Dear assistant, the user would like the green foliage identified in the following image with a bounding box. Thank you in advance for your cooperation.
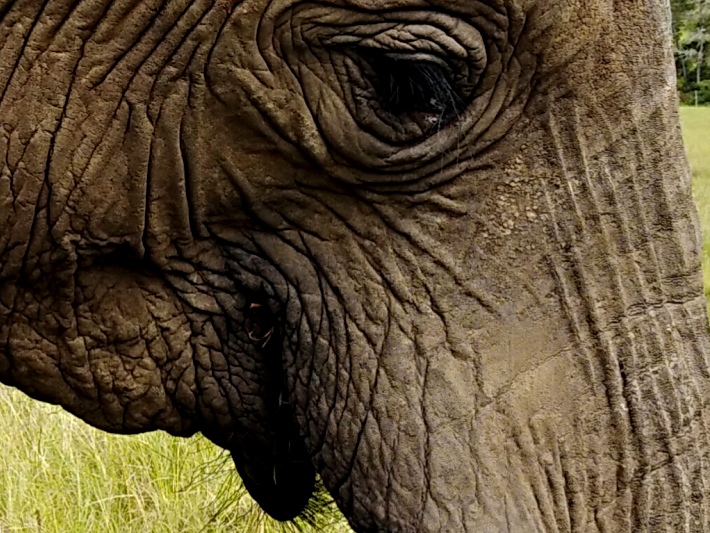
[674,0,710,104]
[699,79,710,103]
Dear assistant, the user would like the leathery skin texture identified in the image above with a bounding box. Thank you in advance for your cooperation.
[1,0,710,531]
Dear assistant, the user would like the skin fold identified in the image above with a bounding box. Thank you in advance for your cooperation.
[1,0,709,531]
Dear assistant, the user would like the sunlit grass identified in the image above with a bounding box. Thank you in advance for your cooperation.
[681,106,710,302]
[0,386,350,532]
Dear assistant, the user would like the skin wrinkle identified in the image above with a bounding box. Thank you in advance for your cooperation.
[583,131,689,500]
[285,264,364,485]
[51,0,221,239]
[572,93,700,484]
[540,136,638,528]
[548,81,708,528]
[0,0,51,107]
[370,201,500,316]
[2,0,710,531]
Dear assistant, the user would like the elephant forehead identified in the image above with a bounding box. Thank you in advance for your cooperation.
[0,0,666,275]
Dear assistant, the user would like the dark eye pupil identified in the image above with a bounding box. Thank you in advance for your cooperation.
[368,53,463,122]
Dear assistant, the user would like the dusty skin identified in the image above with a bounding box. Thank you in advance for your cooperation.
[1,1,709,531]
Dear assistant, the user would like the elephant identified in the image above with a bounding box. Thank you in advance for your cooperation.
[1,0,709,531]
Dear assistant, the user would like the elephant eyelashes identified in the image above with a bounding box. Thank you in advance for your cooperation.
[364,52,465,134]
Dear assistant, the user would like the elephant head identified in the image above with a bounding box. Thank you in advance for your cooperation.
[1,0,709,531]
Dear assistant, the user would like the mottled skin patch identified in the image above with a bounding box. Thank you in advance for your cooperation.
[1,1,709,532]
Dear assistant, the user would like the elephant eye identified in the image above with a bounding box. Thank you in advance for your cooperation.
[342,47,476,143]
[271,12,491,175]
[366,52,464,131]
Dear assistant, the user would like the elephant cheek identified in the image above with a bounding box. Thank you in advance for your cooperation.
[2,262,197,435]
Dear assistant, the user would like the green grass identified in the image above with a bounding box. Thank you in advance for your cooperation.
[681,107,710,300]
[0,386,350,532]
[0,108,708,533]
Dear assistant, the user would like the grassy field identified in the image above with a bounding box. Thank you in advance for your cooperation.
[0,107,708,533]
[681,107,710,300]
[0,388,350,533]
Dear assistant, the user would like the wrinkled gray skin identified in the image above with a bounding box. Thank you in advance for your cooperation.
[1,0,710,531]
